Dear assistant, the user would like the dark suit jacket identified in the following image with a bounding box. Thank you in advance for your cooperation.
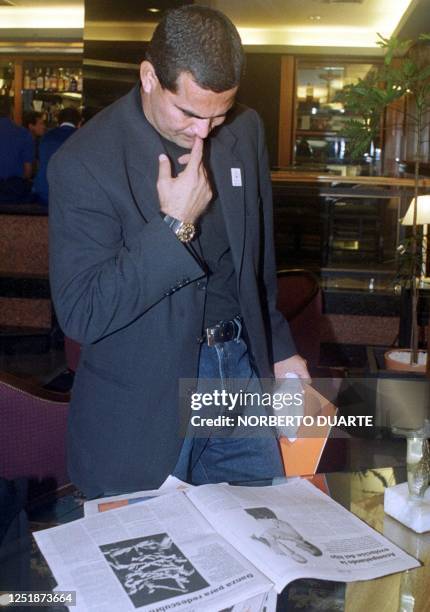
[48,84,296,497]
[33,124,76,204]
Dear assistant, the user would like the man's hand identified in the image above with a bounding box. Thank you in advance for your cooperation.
[274,354,310,380]
[157,137,212,223]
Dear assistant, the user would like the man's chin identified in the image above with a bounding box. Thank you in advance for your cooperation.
[176,135,194,148]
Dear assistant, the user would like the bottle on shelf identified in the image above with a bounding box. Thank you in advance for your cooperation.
[50,69,58,92]
[58,68,65,92]
[1,65,13,96]
[63,68,70,91]
[44,67,51,91]
[23,68,31,90]
[70,72,78,93]
[29,68,37,90]
[77,68,83,93]
[0,73,7,96]
[36,68,44,90]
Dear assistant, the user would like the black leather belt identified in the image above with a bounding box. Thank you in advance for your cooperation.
[205,316,243,347]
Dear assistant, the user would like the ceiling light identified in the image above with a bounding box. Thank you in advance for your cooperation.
[147,8,160,13]
[0,6,84,28]
[309,15,322,21]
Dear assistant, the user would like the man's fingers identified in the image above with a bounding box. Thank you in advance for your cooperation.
[158,154,172,181]
[186,137,204,172]
[177,153,191,165]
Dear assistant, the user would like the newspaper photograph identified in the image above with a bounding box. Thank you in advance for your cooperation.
[34,491,271,612]
[186,479,420,592]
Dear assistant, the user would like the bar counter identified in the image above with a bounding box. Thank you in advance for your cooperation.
[1,173,423,366]
[271,170,430,188]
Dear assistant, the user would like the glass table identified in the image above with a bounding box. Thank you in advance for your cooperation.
[1,468,429,611]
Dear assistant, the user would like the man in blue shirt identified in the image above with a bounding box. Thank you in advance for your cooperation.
[23,110,46,175]
[0,97,34,202]
[33,107,81,205]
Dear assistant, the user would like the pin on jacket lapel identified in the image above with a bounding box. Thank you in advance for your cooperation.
[209,126,246,283]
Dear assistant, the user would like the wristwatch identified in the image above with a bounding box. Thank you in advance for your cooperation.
[162,214,196,243]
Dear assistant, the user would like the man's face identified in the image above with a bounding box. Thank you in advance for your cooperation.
[140,63,237,148]
[30,117,46,138]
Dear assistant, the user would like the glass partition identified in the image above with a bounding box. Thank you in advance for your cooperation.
[294,60,380,170]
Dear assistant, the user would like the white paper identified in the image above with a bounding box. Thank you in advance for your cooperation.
[84,476,192,516]
[35,478,420,611]
[35,491,271,612]
[186,479,420,592]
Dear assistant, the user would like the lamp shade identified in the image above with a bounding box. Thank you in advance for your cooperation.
[402,195,430,226]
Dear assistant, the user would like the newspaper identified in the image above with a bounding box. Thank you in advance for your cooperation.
[83,476,193,516]
[186,479,420,592]
[34,479,420,611]
[35,491,272,612]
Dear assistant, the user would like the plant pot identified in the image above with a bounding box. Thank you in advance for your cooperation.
[384,349,427,374]
[366,347,430,432]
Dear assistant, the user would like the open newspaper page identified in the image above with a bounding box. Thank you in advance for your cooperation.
[83,476,192,516]
[34,491,272,612]
[186,479,420,592]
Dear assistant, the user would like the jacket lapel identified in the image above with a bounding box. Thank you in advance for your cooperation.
[121,85,166,221]
[209,125,246,281]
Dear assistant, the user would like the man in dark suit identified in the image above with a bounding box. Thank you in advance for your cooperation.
[49,5,309,499]
[33,107,81,205]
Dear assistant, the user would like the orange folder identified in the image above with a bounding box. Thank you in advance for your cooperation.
[279,384,337,477]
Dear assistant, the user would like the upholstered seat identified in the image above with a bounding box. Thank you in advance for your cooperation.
[277,268,322,371]
[0,372,69,498]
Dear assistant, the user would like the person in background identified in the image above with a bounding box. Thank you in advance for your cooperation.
[23,110,46,175]
[33,107,81,205]
[0,97,34,202]
[23,110,46,140]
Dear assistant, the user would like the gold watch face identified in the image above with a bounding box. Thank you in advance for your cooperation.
[177,223,196,243]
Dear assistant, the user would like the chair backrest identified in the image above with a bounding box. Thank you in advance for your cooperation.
[0,372,69,497]
[277,269,322,370]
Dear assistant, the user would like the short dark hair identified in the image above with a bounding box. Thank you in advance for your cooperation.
[0,96,11,117]
[23,110,43,128]
[58,106,81,127]
[146,5,245,93]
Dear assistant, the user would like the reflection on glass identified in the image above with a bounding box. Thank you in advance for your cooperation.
[294,61,379,169]
[407,435,430,500]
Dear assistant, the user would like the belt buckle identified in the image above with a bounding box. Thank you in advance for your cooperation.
[206,327,217,347]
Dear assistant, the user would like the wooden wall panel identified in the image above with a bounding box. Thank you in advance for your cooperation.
[278,55,296,168]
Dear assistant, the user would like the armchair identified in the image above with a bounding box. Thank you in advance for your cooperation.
[0,372,69,498]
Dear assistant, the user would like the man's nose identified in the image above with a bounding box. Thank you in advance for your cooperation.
[192,118,211,139]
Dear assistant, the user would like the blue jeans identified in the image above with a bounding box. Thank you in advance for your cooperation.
[173,338,285,485]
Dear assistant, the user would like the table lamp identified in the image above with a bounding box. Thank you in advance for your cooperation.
[401,195,430,285]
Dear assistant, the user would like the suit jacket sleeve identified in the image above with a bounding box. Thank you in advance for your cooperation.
[48,153,205,344]
[256,114,297,362]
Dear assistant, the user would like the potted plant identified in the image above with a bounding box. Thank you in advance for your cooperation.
[338,33,430,375]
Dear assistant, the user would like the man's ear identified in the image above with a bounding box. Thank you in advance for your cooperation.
[140,61,158,93]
